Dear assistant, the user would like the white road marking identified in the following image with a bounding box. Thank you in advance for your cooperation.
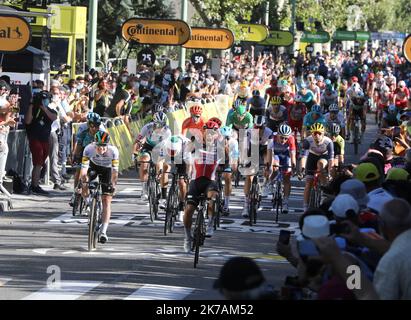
[0,278,12,287]
[46,213,140,226]
[22,281,102,300]
[32,248,54,255]
[125,284,194,300]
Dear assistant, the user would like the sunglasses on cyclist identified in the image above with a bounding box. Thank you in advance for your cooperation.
[279,136,289,141]
[312,131,323,136]
[88,122,97,128]
[96,143,108,147]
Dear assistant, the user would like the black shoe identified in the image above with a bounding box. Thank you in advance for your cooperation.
[31,186,49,195]
[54,183,67,191]
[62,174,72,181]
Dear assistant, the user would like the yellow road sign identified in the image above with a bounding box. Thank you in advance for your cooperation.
[404,35,411,63]
[0,14,31,53]
[239,24,269,42]
[122,18,191,46]
[260,30,294,47]
[183,27,234,50]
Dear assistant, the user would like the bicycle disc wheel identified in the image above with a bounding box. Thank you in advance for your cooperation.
[88,197,98,251]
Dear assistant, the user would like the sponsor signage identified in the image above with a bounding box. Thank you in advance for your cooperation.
[301,31,330,43]
[259,30,294,47]
[0,14,31,53]
[183,27,234,50]
[238,24,269,42]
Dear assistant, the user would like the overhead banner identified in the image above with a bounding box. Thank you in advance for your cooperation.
[301,31,330,44]
[371,32,406,41]
[121,18,191,46]
[238,24,269,42]
[259,30,293,47]
[403,34,411,63]
[183,27,234,49]
[355,31,370,41]
[0,14,31,53]
[333,30,356,41]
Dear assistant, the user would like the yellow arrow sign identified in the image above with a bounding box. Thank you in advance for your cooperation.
[183,27,234,50]
[121,18,191,46]
[239,24,269,42]
[0,14,31,53]
[404,34,411,63]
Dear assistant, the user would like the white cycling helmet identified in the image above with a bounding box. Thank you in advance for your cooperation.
[329,103,339,113]
[153,111,169,126]
[278,123,292,136]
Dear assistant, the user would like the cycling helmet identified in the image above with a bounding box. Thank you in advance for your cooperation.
[398,80,406,88]
[278,123,292,136]
[388,104,397,114]
[377,71,384,76]
[94,130,110,145]
[165,135,182,157]
[373,135,394,151]
[368,72,375,80]
[351,76,359,83]
[153,103,164,113]
[233,99,242,109]
[254,115,266,127]
[208,117,222,128]
[363,65,368,71]
[312,104,322,113]
[252,89,260,96]
[329,104,339,113]
[153,111,169,126]
[86,112,101,125]
[329,123,341,135]
[270,96,282,106]
[204,120,219,130]
[236,104,247,116]
[310,122,325,133]
[190,104,203,116]
[316,75,324,82]
[382,85,390,93]
[351,82,361,91]
[220,126,232,137]
[325,79,332,86]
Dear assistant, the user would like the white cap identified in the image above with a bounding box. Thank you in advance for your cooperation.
[330,194,359,218]
[302,215,330,238]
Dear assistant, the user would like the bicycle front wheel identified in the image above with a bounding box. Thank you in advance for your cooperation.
[193,210,204,268]
[164,179,177,235]
[275,181,283,223]
[88,197,98,251]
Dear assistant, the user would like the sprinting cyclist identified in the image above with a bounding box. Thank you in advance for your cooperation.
[320,80,338,113]
[266,97,287,132]
[80,131,119,244]
[328,123,345,169]
[347,89,367,143]
[381,104,400,128]
[288,95,307,141]
[324,103,346,139]
[302,104,326,138]
[300,123,334,212]
[376,85,393,127]
[183,120,222,253]
[181,104,205,139]
[70,112,105,207]
[266,124,296,213]
[247,90,266,117]
[219,125,239,216]
[226,104,253,139]
[298,83,316,111]
[163,135,192,222]
[133,112,172,205]
[393,81,410,110]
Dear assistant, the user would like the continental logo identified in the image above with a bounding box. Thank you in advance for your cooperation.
[183,27,234,50]
[0,15,31,53]
[121,19,190,46]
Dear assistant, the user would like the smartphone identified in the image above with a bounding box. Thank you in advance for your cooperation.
[279,230,291,245]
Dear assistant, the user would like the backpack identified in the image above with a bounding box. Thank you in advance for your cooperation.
[7,169,27,194]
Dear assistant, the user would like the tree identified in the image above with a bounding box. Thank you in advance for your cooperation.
[189,0,264,40]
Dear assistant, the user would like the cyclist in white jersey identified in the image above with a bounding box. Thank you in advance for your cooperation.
[80,131,119,244]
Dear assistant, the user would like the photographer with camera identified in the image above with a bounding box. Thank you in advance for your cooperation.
[25,89,58,195]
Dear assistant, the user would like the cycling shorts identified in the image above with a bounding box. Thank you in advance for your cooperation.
[186,177,219,206]
[88,161,114,196]
[306,153,329,177]
[273,154,292,174]
[139,142,154,157]
[350,108,365,120]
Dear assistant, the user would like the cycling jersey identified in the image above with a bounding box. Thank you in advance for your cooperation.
[333,135,345,156]
[302,136,334,160]
[324,112,346,128]
[350,96,367,111]
[288,103,307,122]
[267,105,287,122]
[226,111,253,130]
[374,78,386,91]
[191,142,223,180]
[303,112,326,129]
[181,116,205,137]
[268,134,296,156]
[299,90,315,104]
[81,143,119,171]
[137,122,172,147]
[246,96,266,116]
[378,93,393,108]
[321,90,338,108]
[76,123,106,148]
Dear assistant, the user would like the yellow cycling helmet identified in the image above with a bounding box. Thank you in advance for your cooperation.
[270,96,282,106]
[310,122,325,133]
[240,80,249,87]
